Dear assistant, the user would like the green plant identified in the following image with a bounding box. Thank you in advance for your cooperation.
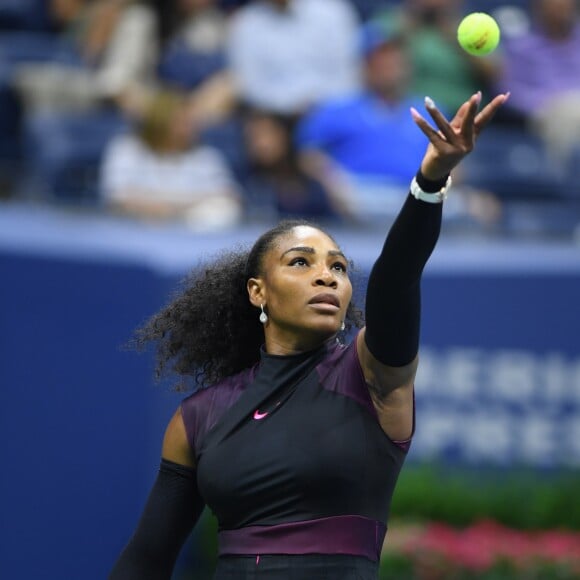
[391,464,580,530]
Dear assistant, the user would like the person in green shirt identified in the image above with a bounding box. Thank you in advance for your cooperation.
[374,0,500,114]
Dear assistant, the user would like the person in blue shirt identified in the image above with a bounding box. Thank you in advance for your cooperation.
[296,21,429,220]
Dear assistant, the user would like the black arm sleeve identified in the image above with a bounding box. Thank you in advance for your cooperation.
[364,171,446,367]
[109,459,205,580]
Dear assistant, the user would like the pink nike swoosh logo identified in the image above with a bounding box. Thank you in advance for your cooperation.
[253,410,268,420]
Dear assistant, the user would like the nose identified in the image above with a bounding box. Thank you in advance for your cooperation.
[314,266,337,288]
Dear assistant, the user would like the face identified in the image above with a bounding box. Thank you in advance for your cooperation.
[50,0,85,23]
[248,226,352,353]
[365,42,409,98]
[177,0,214,14]
[535,0,576,30]
[408,0,459,23]
[268,0,291,8]
[166,104,196,151]
[245,114,289,167]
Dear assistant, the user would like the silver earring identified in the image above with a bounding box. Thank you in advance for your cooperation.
[340,320,345,332]
[259,304,268,324]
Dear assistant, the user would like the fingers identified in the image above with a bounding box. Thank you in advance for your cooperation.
[412,92,509,147]
[458,92,481,141]
[410,106,448,147]
[424,97,457,142]
[418,92,480,143]
[475,92,510,131]
[450,100,472,129]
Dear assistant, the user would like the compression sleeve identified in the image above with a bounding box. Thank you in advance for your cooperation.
[364,171,446,366]
[109,459,205,580]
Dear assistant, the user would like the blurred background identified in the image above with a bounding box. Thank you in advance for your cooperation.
[0,0,579,578]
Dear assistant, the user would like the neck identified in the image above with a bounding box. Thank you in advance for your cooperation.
[374,88,402,106]
[263,331,333,356]
[543,22,574,40]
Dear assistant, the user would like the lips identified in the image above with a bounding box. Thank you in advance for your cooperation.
[308,293,340,308]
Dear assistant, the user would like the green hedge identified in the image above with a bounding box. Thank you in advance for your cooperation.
[391,463,580,530]
[379,554,579,580]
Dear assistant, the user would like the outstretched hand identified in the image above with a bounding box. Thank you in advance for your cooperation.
[411,91,510,181]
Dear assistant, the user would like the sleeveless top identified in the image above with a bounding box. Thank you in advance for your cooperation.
[180,333,411,571]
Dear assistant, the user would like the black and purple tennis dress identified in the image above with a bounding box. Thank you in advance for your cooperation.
[181,333,411,579]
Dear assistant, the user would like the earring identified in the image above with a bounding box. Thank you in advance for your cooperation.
[259,304,268,324]
[340,320,345,332]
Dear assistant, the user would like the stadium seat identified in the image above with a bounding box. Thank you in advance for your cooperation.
[348,0,398,20]
[0,0,50,31]
[157,39,226,90]
[463,126,568,201]
[20,108,128,203]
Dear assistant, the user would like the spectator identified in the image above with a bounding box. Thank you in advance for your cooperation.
[13,0,158,112]
[495,0,580,170]
[374,0,500,114]
[296,21,428,220]
[8,0,159,200]
[148,0,238,130]
[155,0,228,91]
[296,21,502,226]
[100,88,243,231]
[0,0,75,191]
[226,0,361,115]
[241,108,353,221]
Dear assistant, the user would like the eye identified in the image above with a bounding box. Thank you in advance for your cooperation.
[289,257,308,267]
[332,262,347,273]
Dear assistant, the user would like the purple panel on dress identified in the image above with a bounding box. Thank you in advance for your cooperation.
[316,334,377,417]
[317,334,415,453]
[218,515,386,562]
[181,365,257,458]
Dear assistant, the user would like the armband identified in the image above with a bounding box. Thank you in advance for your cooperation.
[410,174,452,203]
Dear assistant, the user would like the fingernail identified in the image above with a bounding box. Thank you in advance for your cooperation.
[474,91,482,104]
[424,96,435,109]
[504,91,511,102]
[410,107,421,120]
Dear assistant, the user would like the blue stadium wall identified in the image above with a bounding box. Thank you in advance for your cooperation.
[1,212,579,580]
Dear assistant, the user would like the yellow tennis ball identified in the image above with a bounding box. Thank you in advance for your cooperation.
[457,12,500,56]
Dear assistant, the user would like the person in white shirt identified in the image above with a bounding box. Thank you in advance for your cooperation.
[100,88,243,231]
[13,0,158,112]
[227,0,361,114]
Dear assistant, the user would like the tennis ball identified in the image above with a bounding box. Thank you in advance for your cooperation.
[457,12,500,56]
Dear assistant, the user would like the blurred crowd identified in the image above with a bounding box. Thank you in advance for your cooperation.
[1,0,579,236]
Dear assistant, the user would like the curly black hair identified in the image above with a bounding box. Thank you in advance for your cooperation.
[134,219,364,390]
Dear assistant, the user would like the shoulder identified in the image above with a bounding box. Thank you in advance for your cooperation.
[119,2,156,25]
[302,0,358,21]
[502,30,545,55]
[180,366,256,456]
[315,334,376,416]
[104,133,145,159]
[312,93,364,116]
[190,145,229,167]
[181,366,255,418]
[298,93,363,135]
[228,2,267,31]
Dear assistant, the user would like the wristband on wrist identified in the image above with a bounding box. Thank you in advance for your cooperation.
[410,171,452,203]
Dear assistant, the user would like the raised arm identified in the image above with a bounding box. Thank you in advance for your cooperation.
[109,409,204,580]
[357,91,509,440]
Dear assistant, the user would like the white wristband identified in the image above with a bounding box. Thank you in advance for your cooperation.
[410,175,452,203]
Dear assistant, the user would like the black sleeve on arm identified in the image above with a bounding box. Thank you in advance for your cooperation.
[109,459,205,580]
[364,171,447,367]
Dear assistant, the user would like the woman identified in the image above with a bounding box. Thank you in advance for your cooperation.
[110,91,508,579]
[241,107,354,221]
[100,88,242,231]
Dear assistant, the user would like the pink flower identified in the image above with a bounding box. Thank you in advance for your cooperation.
[392,519,580,576]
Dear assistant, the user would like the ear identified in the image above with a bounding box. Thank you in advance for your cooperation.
[247,277,266,308]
